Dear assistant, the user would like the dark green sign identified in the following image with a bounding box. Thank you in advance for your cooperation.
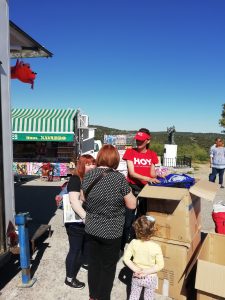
[12,132,74,142]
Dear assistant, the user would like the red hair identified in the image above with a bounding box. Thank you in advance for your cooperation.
[96,144,120,169]
[75,154,96,180]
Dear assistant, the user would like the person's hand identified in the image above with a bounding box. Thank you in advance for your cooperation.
[134,268,153,278]
[55,195,62,206]
[81,214,86,224]
[132,266,142,274]
[133,271,147,278]
[149,177,160,184]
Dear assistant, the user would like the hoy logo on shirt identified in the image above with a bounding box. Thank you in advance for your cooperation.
[134,158,152,165]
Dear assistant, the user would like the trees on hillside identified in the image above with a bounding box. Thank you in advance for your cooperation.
[219,103,225,132]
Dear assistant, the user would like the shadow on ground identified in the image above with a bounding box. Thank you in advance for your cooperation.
[15,184,60,236]
[0,184,60,290]
[0,239,50,290]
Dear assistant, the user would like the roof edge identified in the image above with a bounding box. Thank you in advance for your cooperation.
[10,20,53,58]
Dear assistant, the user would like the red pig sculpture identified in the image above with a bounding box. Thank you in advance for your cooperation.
[11,59,37,89]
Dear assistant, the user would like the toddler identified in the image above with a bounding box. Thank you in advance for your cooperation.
[123,215,164,300]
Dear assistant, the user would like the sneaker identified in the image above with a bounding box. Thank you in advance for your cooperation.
[64,278,85,289]
[221,185,224,188]
[80,264,88,272]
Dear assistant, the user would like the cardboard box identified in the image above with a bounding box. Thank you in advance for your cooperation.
[153,230,201,300]
[195,233,225,299]
[138,180,219,243]
[197,291,224,300]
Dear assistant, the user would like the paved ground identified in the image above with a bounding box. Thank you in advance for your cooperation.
[0,163,224,300]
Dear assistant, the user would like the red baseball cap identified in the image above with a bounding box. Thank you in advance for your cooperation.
[134,131,151,141]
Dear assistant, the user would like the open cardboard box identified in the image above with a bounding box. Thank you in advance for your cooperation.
[195,233,225,299]
[152,230,201,300]
[138,180,219,243]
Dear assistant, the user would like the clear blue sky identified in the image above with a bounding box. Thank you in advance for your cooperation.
[10,0,225,133]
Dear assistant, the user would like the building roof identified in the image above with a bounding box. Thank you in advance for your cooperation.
[10,21,53,58]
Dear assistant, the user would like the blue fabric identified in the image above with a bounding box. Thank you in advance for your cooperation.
[151,173,195,189]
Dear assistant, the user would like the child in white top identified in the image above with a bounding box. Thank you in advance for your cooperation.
[123,215,164,300]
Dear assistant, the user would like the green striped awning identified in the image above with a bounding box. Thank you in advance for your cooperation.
[12,108,78,142]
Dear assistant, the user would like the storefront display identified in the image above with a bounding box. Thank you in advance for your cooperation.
[12,108,78,178]
[12,108,95,178]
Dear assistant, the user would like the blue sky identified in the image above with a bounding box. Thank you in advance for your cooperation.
[10,0,225,133]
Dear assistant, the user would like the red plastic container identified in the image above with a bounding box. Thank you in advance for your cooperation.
[212,212,225,234]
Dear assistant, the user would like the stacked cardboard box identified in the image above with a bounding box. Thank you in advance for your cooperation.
[195,233,225,300]
[138,180,219,300]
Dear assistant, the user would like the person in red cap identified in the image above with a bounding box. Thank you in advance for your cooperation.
[123,128,159,188]
[121,128,159,250]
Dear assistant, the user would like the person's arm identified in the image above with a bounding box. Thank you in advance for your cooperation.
[123,242,141,273]
[69,191,86,220]
[135,246,164,277]
[141,253,164,275]
[124,191,137,209]
[55,186,68,207]
[127,160,159,184]
[150,164,157,178]
[209,145,215,168]
[80,189,85,202]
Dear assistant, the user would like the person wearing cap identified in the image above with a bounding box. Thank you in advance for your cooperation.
[121,128,159,250]
[123,128,159,188]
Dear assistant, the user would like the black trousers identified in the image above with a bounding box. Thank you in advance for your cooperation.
[87,234,121,300]
[65,223,89,278]
[209,167,225,185]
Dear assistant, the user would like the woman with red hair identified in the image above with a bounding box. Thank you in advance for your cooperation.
[64,154,96,289]
[82,144,136,300]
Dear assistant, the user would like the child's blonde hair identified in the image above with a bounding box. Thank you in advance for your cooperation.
[133,216,156,241]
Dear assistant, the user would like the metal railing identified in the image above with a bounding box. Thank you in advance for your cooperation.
[160,156,192,168]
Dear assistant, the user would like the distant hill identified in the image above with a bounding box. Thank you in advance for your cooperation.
[90,125,224,152]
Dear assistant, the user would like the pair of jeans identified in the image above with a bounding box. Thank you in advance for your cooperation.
[65,222,88,278]
[87,234,121,300]
[209,167,225,185]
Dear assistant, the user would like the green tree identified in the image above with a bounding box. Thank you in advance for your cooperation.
[219,103,225,132]
[150,142,164,154]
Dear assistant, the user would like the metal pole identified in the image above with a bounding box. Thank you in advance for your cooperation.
[0,0,15,256]
[15,213,36,287]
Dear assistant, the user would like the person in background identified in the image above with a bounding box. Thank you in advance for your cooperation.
[81,144,136,300]
[209,138,219,180]
[123,216,164,300]
[64,155,96,289]
[210,138,218,152]
[209,138,225,188]
[121,128,160,250]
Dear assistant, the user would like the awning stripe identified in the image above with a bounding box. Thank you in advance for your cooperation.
[12,108,78,133]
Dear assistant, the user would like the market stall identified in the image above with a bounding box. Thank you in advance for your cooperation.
[12,108,94,179]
